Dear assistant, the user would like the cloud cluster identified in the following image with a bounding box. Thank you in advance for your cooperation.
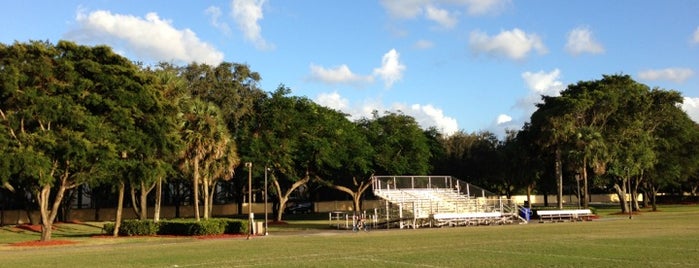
[373,49,407,88]
[490,69,566,137]
[469,28,547,60]
[66,10,224,65]
[205,6,231,35]
[231,0,274,50]
[380,0,508,21]
[638,68,694,83]
[565,26,605,56]
[314,92,459,136]
[308,64,374,85]
[682,97,699,123]
[309,49,406,88]
[693,27,699,44]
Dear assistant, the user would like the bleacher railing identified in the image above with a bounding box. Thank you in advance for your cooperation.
[371,175,526,227]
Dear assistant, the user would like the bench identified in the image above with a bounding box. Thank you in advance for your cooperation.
[432,212,504,226]
[536,209,593,223]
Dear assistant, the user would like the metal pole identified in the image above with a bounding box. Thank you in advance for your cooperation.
[264,166,269,236]
[247,162,253,238]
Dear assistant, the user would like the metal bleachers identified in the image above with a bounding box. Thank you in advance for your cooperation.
[371,176,526,228]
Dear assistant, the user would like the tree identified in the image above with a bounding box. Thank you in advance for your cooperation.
[181,62,261,217]
[359,111,432,175]
[179,98,233,221]
[0,41,156,240]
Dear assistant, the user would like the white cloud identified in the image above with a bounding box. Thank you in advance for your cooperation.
[406,104,459,135]
[693,27,699,44]
[380,0,427,19]
[66,10,223,65]
[308,64,374,85]
[379,0,507,18]
[315,92,350,111]
[522,69,565,96]
[638,68,694,83]
[205,6,231,35]
[496,114,512,125]
[413,39,435,49]
[231,0,274,50]
[469,28,547,60]
[459,0,510,15]
[682,97,699,123]
[373,49,406,88]
[565,26,604,55]
[425,5,457,29]
[314,93,459,136]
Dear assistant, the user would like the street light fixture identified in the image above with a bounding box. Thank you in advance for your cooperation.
[245,162,252,240]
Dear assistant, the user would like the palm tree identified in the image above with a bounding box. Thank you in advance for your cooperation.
[180,99,232,221]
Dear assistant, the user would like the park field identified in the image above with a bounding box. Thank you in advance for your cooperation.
[1,205,698,267]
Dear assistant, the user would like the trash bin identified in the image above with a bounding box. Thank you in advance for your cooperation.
[519,207,531,221]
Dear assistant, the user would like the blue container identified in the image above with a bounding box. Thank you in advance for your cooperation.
[519,207,531,221]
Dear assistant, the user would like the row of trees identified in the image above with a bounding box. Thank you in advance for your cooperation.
[2,41,698,241]
[0,41,434,241]
[434,75,699,213]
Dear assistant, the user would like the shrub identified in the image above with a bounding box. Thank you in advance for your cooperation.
[102,222,115,234]
[119,220,158,236]
[158,220,192,235]
[189,220,225,235]
[223,219,248,234]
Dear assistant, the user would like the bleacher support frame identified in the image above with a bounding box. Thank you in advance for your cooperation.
[370,175,527,229]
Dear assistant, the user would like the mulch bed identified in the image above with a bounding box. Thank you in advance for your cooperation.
[9,240,78,247]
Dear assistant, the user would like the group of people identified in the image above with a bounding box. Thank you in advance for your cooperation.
[353,214,368,232]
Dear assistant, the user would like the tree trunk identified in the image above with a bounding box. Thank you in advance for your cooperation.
[154,177,162,223]
[193,157,200,221]
[139,181,150,220]
[613,182,628,213]
[114,181,125,237]
[37,173,72,241]
[330,178,372,213]
[273,175,310,222]
[582,158,589,209]
[208,180,218,218]
[129,186,141,220]
[649,184,659,212]
[526,184,533,209]
[555,147,563,209]
[203,176,210,220]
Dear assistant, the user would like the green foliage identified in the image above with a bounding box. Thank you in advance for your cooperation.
[118,220,159,236]
[102,222,115,234]
[155,219,247,236]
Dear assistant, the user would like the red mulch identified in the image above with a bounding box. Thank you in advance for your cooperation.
[9,240,77,247]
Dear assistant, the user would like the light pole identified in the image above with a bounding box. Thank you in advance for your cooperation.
[264,166,269,236]
[245,162,252,239]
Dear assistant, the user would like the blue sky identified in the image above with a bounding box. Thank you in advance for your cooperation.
[2,0,699,136]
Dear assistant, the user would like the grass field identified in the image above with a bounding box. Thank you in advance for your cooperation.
[1,205,698,267]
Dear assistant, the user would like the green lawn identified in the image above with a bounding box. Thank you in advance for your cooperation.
[1,205,698,267]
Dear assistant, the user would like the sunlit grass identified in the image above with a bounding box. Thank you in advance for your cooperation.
[1,204,698,267]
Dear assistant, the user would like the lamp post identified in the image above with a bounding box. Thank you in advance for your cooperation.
[245,162,252,239]
[264,166,269,236]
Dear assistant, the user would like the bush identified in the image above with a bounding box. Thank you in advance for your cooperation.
[223,219,248,234]
[105,218,249,236]
[102,222,115,234]
[119,220,158,236]
[158,220,192,235]
[189,220,225,235]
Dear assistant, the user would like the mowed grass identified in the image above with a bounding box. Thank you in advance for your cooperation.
[1,205,698,267]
